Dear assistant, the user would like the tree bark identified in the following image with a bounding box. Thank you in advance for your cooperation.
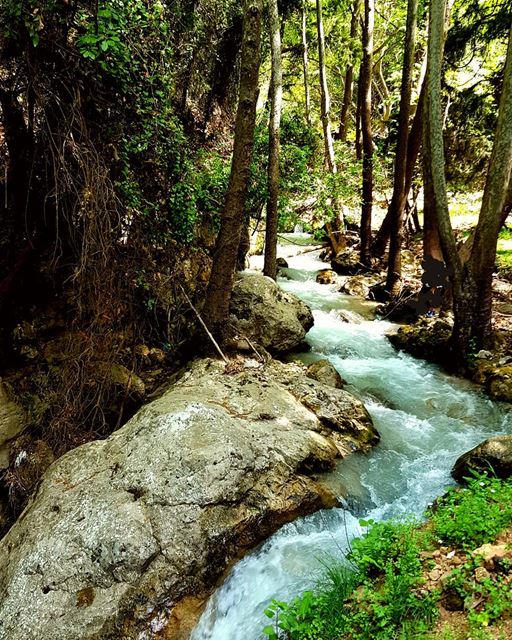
[316,0,337,173]
[424,0,512,363]
[373,54,392,136]
[355,64,363,160]
[457,27,512,351]
[373,81,425,256]
[422,149,444,262]
[263,0,283,281]
[302,2,312,127]
[359,0,374,266]
[385,0,418,295]
[338,1,360,142]
[202,0,263,341]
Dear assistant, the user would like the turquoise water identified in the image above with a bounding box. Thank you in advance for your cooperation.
[192,250,511,640]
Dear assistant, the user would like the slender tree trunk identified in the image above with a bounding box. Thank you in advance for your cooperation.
[302,2,312,127]
[373,55,392,136]
[203,0,263,341]
[355,65,363,160]
[338,1,360,141]
[385,0,418,295]
[316,0,337,173]
[360,0,374,265]
[373,82,425,256]
[263,0,283,280]
[423,0,458,266]
[422,150,444,262]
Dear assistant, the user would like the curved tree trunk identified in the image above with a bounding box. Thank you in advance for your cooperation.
[385,0,418,295]
[203,0,263,341]
[373,55,392,136]
[359,0,374,266]
[263,0,283,281]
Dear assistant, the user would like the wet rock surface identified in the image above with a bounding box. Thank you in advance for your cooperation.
[229,273,314,353]
[307,359,346,389]
[316,269,338,285]
[452,435,512,482]
[387,318,453,365]
[0,357,378,640]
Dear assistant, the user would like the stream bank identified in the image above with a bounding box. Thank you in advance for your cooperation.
[192,242,512,640]
[0,334,378,638]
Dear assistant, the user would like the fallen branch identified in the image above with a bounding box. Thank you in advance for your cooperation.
[178,284,228,363]
[241,334,265,362]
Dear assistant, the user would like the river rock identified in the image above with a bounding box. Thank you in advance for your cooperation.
[0,357,378,640]
[471,362,512,403]
[229,273,314,353]
[452,435,512,482]
[340,274,382,299]
[276,257,289,268]
[307,359,345,389]
[331,250,362,275]
[388,318,453,365]
[316,270,337,285]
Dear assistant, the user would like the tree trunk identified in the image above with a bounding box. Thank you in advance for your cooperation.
[373,55,392,136]
[373,82,425,256]
[359,0,374,266]
[355,64,363,160]
[424,0,512,364]
[263,0,283,281]
[203,0,263,340]
[338,1,360,142]
[316,0,337,173]
[385,0,418,295]
[458,175,511,264]
[422,151,444,262]
[302,2,312,127]
[458,26,512,350]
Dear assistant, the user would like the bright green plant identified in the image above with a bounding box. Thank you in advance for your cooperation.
[428,472,512,549]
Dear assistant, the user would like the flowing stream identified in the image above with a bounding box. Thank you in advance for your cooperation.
[192,246,512,640]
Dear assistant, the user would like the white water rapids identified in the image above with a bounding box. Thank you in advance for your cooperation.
[192,246,512,640]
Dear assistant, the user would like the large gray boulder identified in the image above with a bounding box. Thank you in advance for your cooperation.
[0,358,378,640]
[452,435,512,482]
[229,273,314,352]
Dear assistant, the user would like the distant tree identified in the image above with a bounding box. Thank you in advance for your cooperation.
[337,1,360,142]
[316,0,337,173]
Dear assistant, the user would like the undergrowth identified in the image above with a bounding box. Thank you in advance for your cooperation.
[262,472,512,640]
